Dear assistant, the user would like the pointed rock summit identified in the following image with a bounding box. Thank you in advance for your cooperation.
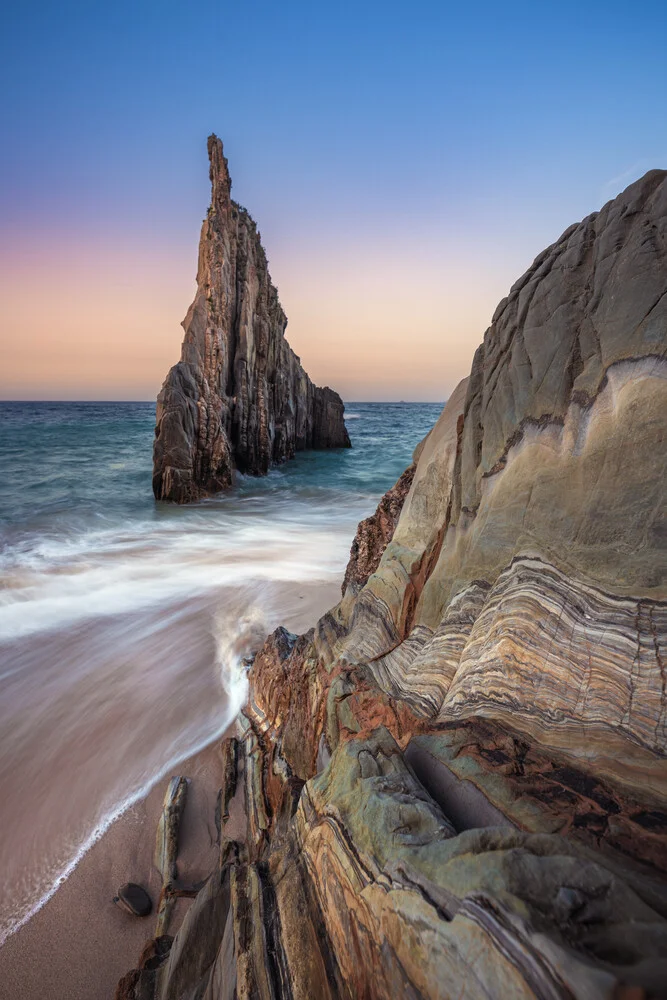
[153,135,350,503]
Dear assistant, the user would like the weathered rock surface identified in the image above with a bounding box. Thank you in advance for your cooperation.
[122,169,667,998]
[153,136,350,503]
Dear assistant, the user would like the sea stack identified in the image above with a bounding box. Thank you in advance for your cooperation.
[124,171,667,997]
[152,136,350,503]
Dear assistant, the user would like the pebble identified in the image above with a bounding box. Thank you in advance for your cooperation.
[113,882,152,917]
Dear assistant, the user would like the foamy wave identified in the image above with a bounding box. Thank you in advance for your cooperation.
[213,601,268,710]
[0,500,363,642]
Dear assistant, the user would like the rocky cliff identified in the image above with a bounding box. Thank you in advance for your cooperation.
[123,170,667,998]
[153,136,350,503]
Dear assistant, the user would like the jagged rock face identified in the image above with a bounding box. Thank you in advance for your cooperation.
[121,171,667,999]
[341,464,416,598]
[153,136,350,503]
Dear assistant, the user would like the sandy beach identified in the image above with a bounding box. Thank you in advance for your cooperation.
[0,736,228,1000]
[0,582,339,1000]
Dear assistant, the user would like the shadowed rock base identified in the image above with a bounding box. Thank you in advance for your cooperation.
[122,169,667,996]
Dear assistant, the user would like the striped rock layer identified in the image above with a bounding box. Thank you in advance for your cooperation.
[152,136,350,503]
[121,172,667,997]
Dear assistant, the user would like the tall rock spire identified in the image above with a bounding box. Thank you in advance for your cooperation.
[153,136,350,503]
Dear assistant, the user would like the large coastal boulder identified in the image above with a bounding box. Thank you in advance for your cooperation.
[153,136,350,503]
[122,170,667,998]
[334,169,667,799]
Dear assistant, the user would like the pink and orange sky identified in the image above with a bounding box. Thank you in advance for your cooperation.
[2,1,666,402]
[0,221,516,402]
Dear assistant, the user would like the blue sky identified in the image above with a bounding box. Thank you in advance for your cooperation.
[1,0,666,399]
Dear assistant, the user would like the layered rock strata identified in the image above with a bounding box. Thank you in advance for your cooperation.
[153,136,350,503]
[122,169,667,998]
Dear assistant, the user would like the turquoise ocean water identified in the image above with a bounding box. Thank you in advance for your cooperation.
[0,401,442,941]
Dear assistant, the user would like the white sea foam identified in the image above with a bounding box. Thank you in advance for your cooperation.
[0,503,360,642]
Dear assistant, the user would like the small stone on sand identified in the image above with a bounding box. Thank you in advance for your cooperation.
[113,883,152,917]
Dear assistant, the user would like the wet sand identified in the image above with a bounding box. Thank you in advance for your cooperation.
[0,736,228,1000]
[0,582,339,1000]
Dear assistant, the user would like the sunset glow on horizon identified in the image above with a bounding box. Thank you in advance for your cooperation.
[2,1,666,402]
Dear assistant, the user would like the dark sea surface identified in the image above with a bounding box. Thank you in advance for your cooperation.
[0,400,443,942]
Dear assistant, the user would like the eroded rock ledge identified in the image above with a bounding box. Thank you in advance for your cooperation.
[123,169,667,997]
[153,136,350,503]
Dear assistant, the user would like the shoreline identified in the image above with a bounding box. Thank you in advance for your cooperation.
[0,579,341,1000]
[0,731,231,1000]
[0,713,241,951]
